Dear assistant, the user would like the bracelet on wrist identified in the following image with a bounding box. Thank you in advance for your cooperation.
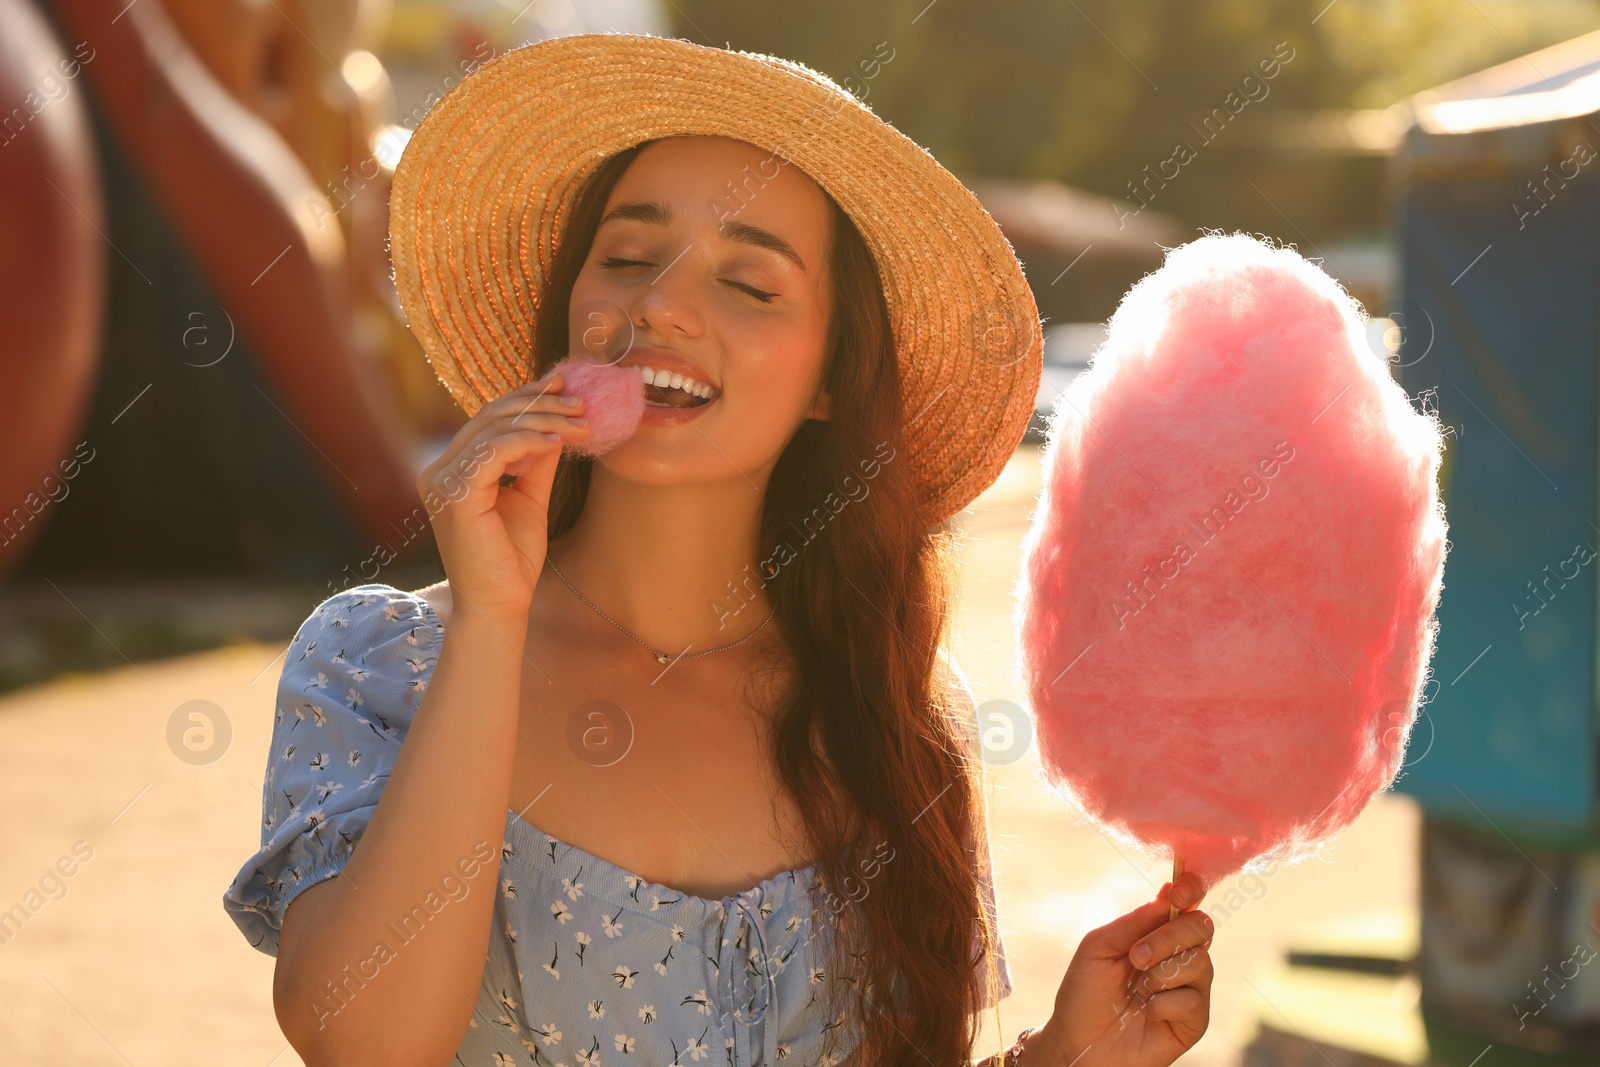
[1004,1025,1040,1067]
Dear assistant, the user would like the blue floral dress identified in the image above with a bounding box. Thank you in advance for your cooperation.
[223,584,1012,1066]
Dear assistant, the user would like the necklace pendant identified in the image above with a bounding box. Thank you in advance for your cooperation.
[655,652,669,664]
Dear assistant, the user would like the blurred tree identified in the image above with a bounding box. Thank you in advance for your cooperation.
[1316,0,1600,107]
[669,0,1600,242]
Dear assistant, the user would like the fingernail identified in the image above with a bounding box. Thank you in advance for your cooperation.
[570,417,589,426]
[1130,943,1153,969]
[560,395,583,407]
[1171,883,1192,908]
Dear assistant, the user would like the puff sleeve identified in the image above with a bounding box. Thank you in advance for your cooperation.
[221,584,441,956]
[940,651,1016,1009]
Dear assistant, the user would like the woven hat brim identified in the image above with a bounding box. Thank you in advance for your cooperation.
[389,32,1042,527]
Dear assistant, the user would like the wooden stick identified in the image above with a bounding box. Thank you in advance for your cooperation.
[1168,855,1185,921]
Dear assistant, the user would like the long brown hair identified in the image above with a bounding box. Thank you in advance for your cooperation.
[532,139,1008,1065]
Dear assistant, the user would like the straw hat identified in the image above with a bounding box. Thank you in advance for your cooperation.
[388,32,1042,527]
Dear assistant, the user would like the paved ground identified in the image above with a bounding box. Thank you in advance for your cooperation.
[0,444,1419,1065]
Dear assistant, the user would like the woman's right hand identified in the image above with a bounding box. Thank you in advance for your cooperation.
[417,370,591,624]
[1025,873,1213,1067]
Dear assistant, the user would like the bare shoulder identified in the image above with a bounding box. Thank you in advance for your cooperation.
[412,579,452,628]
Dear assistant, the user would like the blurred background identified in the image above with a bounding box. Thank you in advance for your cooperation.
[2,0,1599,1063]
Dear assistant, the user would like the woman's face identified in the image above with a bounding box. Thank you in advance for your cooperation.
[567,135,835,486]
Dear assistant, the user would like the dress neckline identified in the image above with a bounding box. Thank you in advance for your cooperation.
[396,584,829,910]
[504,806,824,911]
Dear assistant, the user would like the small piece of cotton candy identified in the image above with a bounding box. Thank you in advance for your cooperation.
[1015,232,1449,889]
[547,355,646,457]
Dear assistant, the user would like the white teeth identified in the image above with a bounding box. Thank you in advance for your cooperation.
[632,364,716,400]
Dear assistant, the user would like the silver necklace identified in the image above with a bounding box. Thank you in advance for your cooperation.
[544,553,778,665]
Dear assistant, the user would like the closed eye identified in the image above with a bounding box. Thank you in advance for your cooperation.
[598,257,777,304]
[729,281,778,304]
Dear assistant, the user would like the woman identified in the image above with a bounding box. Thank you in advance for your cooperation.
[223,34,1214,1067]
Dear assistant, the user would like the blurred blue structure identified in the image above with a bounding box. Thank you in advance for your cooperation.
[1392,29,1600,1062]
[1394,29,1600,841]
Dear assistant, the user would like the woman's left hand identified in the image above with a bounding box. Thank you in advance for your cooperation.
[1027,871,1214,1067]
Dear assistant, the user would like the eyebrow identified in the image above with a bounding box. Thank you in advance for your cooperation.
[597,199,808,273]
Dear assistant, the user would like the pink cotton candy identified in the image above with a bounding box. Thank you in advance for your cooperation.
[1014,232,1449,889]
[548,355,646,457]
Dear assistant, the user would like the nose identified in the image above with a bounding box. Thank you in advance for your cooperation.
[629,243,705,338]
